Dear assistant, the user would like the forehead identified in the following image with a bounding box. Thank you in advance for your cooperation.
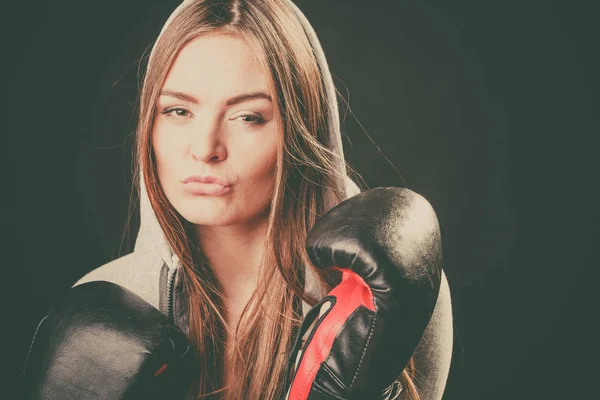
[161,33,270,100]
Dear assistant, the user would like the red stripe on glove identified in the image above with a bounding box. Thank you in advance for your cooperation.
[288,269,375,400]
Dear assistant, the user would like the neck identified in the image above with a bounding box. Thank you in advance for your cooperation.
[194,214,270,321]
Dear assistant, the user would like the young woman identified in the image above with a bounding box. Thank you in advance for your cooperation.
[24,1,453,399]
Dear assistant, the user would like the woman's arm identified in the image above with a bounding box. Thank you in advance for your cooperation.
[411,270,453,400]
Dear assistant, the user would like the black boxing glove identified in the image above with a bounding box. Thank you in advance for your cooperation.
[284,187,443,399]
[20,281,198,399]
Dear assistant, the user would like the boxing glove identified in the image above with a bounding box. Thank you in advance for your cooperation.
[20,281,198,399]
[284,187,443,399]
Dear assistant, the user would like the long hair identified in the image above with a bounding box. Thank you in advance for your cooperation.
[134,0,419,398]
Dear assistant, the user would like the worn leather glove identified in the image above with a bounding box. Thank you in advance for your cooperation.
[284,187,443,399]
[20,281,198,399]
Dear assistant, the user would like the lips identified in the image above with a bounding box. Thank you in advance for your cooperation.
[182,175,231,187]
[183,182,232,196]
[182,175,232,196]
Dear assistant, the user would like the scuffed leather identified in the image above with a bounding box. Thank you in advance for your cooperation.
[285,187,443,399]
[20,281,198,399]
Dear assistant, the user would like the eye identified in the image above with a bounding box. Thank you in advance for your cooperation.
[236,113,266,125]
[160,107,192,118]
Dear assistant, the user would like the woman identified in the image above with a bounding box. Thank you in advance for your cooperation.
[71,0,453,398]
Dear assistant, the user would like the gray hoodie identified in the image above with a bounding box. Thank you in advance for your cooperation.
[74,1,453,399]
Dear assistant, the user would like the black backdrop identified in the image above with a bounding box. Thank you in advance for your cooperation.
[3,0,598,399]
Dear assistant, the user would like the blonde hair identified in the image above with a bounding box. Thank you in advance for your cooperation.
[135,0,419,398]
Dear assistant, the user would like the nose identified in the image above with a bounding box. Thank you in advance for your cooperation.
[189,122,227,163]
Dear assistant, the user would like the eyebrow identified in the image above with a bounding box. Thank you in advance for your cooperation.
[159,90,272,106]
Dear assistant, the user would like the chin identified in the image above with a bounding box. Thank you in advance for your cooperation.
[179,206,269,228]
[169,192,272,227]
[179,212,232,226]
[171,196,228,224]
[177,206,230,225]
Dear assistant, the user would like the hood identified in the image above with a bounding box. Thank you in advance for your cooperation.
[133,0,359,312]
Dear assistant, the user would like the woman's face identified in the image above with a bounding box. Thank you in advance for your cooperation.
[152,33,280,227]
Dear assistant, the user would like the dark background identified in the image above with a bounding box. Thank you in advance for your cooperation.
[3,0,598,399]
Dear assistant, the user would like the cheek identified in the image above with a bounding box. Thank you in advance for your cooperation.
[152,130,179,179]
[238,139,278,183]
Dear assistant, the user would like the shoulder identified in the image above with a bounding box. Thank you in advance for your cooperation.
[73,253,138,288]
[72,252,164,310]
[412,270,453,400]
